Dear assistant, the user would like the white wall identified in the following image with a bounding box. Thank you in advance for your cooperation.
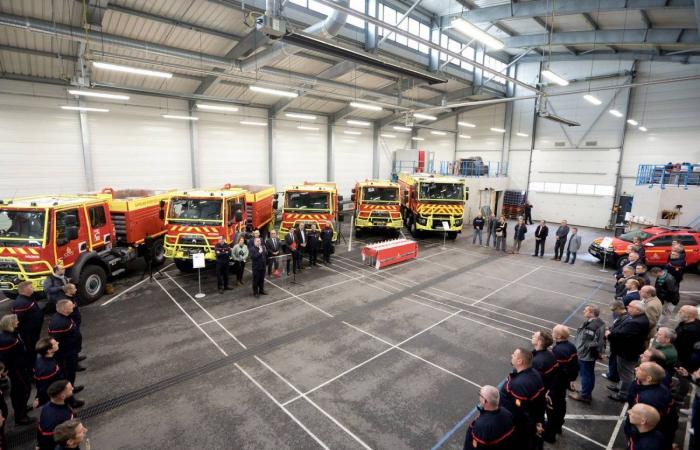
[273,117,327,191]
[333,123,373,197]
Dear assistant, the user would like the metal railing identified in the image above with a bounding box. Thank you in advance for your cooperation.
[636,164,700,189]
[392,160,435,176]
[392,160,507,179]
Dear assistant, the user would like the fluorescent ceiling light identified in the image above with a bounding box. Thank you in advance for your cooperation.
[583,94,602,105]
[249,85,298,98]
[285,112,316,120]
[196,103,239,112]
[344,130,362,135]
[347,119,371,126]
[240,120,268,126]
[393,126,412,132]
[414,113,437,121]
[411,137,425,141]
[639,126,648,132]
[162,114,198,121]
[490,127,506,133]
[430,131,447,135]
[61,106,109,112]
[540,69,569,87]
[298,125,319,131]
[92,61,172,79]
[451,18,505,50]
[380,134,396,138]
[609,109,623,118]
[516,132,529,137]
[459,134,472,139]
[350,102,383,111]
[68,90,129,100]
[627,119,639,126]
[458,121,476,128]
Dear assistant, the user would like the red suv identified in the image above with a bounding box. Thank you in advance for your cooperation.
[589,227,700,270]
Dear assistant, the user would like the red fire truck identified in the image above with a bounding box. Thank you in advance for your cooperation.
[163,184,276,272]
[0,188,171,303]
[351,180,402,237]
[278,182,342,243]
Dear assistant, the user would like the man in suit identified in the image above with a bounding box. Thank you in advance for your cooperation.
[295,223,307,270]
[564,227,582,264]
[552,220,569,261]
[485,214,497,248]
[524,203,533,225]
[607,301,650,401]
[265,229,282,278]
[532,220,548,258]
[250,237,267,298]
[307,223,319,267]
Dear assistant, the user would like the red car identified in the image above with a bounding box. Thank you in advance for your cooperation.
[589,226,700,270]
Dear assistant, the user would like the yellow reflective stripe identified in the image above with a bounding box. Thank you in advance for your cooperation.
[16,248,26,255]
[7,248,16,255]
[29,249,39,255]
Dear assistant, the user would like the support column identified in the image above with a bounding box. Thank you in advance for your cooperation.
[77,99,95,192]
[453,115,459,162]
[428,16,439,72]
[268,112,275,187]
[365,0,377,51]
[372,123,379,179]
[610,67,637,227]
[524,62,542,191]
[188,100,199,187]
[472,44,485,95]
[501,65,517,168]
[327,119,334,181]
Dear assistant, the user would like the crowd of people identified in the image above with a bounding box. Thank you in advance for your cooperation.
[0,265,89,449]
[463,236,698,450]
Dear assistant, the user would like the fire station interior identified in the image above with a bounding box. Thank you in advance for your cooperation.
[1,0,700,449]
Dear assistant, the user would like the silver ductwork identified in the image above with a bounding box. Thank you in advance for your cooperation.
[239,0,349,72]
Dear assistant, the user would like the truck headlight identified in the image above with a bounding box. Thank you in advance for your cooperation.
[454,219,463,226]
[416,216,428,225]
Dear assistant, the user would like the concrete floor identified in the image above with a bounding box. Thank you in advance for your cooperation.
[1,220,698,450]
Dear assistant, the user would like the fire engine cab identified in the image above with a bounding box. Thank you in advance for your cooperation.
[351,180,402,237]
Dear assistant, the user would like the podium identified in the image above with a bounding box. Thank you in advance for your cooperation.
[361,238,418,269]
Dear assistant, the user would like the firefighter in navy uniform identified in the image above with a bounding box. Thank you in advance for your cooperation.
[624,403,665,450]
[0,362,10,449]
[545,325,579,443]
[37,380,75,450]
[321,225,333,264]
[214,236,233,294]
[12,281,43,366]
[530,330,559,449]
[464,385,515,449]
[499,348,546,450]
[33,338,84,409]
[0,314,33,425]
[48,300,82,387]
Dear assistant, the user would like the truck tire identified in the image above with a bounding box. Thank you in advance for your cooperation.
[77,265,106,305]
[409,218,421,238]
[616,256,629,270]
[151,240,166,267]
[447,231,458,240]
[355,227,363,238]
[174,259,195,273]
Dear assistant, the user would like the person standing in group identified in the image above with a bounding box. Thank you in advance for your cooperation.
[632,236,646,263]
[545,325,578,443]
[635,264,651,287]
[532,220,548,258]
[285,224,300,274]
[0,315,33,425]
[307,223,319,267]
[250,236,267,298]
[53,418,88,450]
[622,279,641,307]
[231,235,249,287]
[495,216,508,252]
[472,214,485,246]
[563,227,581,264]
[604,301,628,384]
[570,305,605,404]
[0,362,8,449]
[33,338,84,409]
[606,301,649,402]
[512,218,527,254]
[464,385,515,449]
[43,265,68,311]
[214,236,232,294]
[667,250,685,286]
[485,213,497,248]
[320,225,333,264]
[295,223,307,270]
[524,202,533,225]
[12,281,43,366]
[36,381,76,450]
[48,300,83,388]
[649,266,679,319]
[624,403,664,450]
[552,220,569,261]
[265,229,282,278]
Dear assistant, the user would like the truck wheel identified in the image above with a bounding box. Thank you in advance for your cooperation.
[77,265,106,305]
[174,259,195,273]
[355,227,363,238]
[409,219,421,238]
[151,240,166,267]
[447,231,458,240]
[616,256,629,269]
[1,291,17,300]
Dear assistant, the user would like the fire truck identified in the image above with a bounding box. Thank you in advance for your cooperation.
[163,184,275,272]
[351,180,402,237]
[0,188,171,303]
[398,173,468,239]
[278,182,342,243]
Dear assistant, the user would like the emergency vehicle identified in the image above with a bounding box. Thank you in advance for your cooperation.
[163,184,276,272]
[398,173,468,239]
[278,182,342,243]
[351,180,402,237]
[0,188,170,303]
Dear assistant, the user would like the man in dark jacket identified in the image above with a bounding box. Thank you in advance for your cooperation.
[0,315,33,425]
[532,221,548,258]
[623,403,664,450]
[320,225,333,264]
[650,267,679,316]
[627,362,678,449]
[265,229,282,277]
[552,220,569,261]
[604,301,628,384]
[675,306,700,370]
[284,225,300,274]
[48,300,82,386]
[546,325,578,443]
[214,236,232,294]
[36,380,75,450]
[485,214,497,248]
[464,385,515,449]
[570,305,605,403]
[495,217,508,252]
[524,203,533,225]
[500,348,545,450]
[307,223,319,267]
[42,265,68,309]
[33,338,84,409]
[607,301,650,401]
[12,281,43,366]
[472,214,485,246]
[250,237,267,298]
[512,219,527,254]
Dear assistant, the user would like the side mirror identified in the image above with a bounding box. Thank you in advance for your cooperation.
[159,200,166,208]
[235,211,244,222]
[272,200,278,210]
[645,242,654,247]
[66,226,79,241]
[351,188,356,194]
[338,195,344,202]
[351,194,356,202]
[159,209,165,220]
[339,214,345,222]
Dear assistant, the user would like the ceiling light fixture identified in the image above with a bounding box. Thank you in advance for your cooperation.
[627,119,639,126]
[92,61,172,78]
[451,18,505,50]
[490,127,506,133]
[583,94,602,105]
[411,137,425,141]
[414,113,437,121]
[298,125,320,131]
[380,134,396,138]
[285,112,316,120]
[162,114,198,121]
[540,69,570,87]
[430,131,447,135]
[459,134,472,139]
[68,90,129,100]
[249,86,298,98]
[393,126,412,132]
[346,119,371,126]
[458,121,476,128]
[609,109,623,118]
[350,102,383,111]
[240,120,268,126]
[196,103,239,112]
[516,132,529,137]
[61,106,109,112]
[639,126,648,132]
[344,130,362,135]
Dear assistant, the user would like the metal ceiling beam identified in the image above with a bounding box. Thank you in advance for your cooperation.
[454,0,517,36]
[532,17,577,55]
[502,28,698,48]
[85,0,110,29]
[581,13,599,30]
[519,50,700,63]
[442,0,694,23]
[0,45,78,62]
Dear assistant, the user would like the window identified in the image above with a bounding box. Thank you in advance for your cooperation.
[594,185,615,196]
[528,182,544,192]
[649,236,675,247]
[348,0,365,28]
[544,182,560,193]
[88,206,107,228]
[56,209,80,244]
[559,183,577,194]
[418,23,430,53]
[676,235,698,247]
[576,184,595,195]
[309,0,333,15]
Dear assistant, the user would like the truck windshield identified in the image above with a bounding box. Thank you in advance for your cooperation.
[0,209,46,247]
[618,230,653,243]
[168,198,223,224]
[362,187,398,203]
[418,183,464,201]
[285,191,330,212]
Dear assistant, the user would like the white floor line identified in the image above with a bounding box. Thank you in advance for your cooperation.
[605,404,629,450]
[684,384,696,450]
[255,272,334,319]
[0,298,9,304]
[471,267,542,306]
[564,414,623,421]
[100,262,175,306]
[563,425,607,449]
